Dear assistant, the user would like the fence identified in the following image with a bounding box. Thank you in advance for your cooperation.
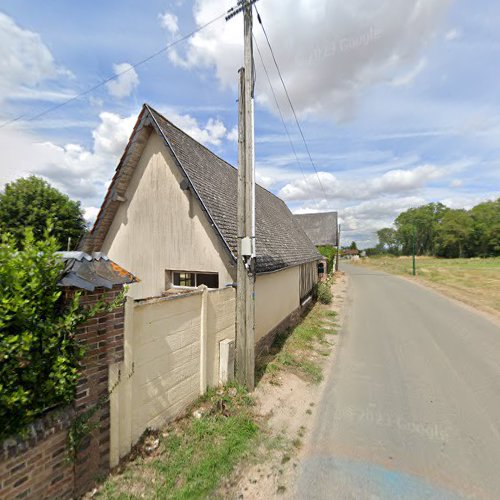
[109,286,236,466]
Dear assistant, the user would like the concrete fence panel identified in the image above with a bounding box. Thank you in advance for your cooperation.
[110,286,236,467]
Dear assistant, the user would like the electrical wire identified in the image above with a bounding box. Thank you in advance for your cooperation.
[254,4,327,200]
[0,10,228,129]
[253,34,308,184]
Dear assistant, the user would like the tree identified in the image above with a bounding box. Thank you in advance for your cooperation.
[376,228,399,255]
[435,209,473,258]
[469,199,500,257]
[0,176,86,250]
[395,203,448,255]
[349,241,358,250]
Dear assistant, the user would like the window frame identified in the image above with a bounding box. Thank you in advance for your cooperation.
[170,270,219,290]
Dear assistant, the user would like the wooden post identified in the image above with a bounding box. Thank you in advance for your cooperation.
[235,2,256,390]
[236,68,247,387]
[335,224,341,272]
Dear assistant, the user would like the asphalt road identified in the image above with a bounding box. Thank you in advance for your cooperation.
[297,263,500,499]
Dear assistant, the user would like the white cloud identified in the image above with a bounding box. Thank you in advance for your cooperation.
[33,112,137,204]
[170,0,452,119]
[1,107,234,212]
[227,126,238,142]
[445,28,461,41]
[165,109,228,146]
[0,13,64,102]
[278,164,442,202]
[159,11,179,35]
[106,63,139,99]
[84,206,100,224]
[392,58,427,87]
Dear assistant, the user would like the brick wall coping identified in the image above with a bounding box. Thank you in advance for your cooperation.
[2,406,74,461]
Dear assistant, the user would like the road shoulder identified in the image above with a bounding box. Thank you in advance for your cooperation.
[218,272,349,499]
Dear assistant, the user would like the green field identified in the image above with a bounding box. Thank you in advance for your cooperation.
[354,256,500,317]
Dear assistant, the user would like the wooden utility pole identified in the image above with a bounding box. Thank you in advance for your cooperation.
[335,224,341,272]
[229,0,257,390]
[412,226,417,276]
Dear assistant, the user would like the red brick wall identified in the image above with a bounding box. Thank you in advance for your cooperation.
[0,285,125,499]
[0,409,74,499]
[73,286,125,497]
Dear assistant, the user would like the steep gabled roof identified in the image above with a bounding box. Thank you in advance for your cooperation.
[84,104,320,274]
[294,212,338,246]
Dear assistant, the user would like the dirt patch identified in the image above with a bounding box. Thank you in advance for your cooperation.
[218,273,349,499]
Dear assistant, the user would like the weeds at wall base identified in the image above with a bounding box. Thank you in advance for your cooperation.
[92,383,259,499]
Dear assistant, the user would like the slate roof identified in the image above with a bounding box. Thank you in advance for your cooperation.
[85,104,320,274]
[294,212,338,247]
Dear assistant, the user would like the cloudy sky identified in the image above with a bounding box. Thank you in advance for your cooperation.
[1,0,499,247]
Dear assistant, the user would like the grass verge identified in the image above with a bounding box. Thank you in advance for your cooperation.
[258,303,338,385]
[354,256,500,316]
[95,384,258,499]
[94,296,338,499]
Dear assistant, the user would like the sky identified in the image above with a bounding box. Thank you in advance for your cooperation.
[1,0,499,248]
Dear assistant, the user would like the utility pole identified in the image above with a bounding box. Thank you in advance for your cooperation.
[335,224,341,272]
[227,0,258,390]
[412,227,417,276]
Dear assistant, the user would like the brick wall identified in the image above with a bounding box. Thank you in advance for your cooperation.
[71,286,125,498]
[0,285,125,499]
[0,410,74,499]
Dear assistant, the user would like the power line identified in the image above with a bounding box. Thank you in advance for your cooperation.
[254,5,327,200]
[0,10,228,130]
[253,34,308,184]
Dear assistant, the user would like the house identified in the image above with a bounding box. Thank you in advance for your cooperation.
[342,248,360,260]
[294,212,338,247]
[82,104,321,349]
[294,212,338,278]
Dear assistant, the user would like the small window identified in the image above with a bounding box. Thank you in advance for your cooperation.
[196,273,219,288]
[171,271,219,289]
[174,272,195,287]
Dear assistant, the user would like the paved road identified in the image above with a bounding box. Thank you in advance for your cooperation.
[297,264,500,499]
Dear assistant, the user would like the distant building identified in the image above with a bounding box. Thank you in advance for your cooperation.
[293,212,338,247]
[342,248,360,260]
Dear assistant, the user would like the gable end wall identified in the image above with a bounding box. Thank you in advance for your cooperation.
[100,132,235,299]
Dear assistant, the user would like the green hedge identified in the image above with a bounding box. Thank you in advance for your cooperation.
[318,245,336,274]
[0,229,122,440]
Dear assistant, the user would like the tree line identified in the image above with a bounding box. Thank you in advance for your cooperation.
[369,199,500,258]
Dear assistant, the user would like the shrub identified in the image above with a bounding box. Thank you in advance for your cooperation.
[0,229,123,440]
[318,245,336,273]
[315,281,333,305]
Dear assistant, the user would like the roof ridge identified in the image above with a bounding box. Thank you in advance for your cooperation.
[144,103,283,200]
